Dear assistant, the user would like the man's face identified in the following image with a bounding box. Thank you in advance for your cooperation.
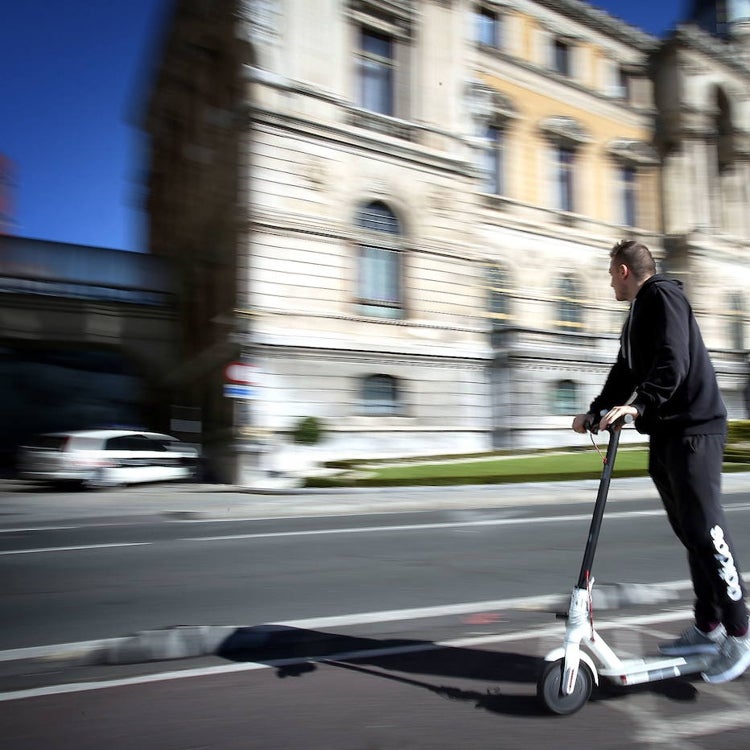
[608,259,630,302]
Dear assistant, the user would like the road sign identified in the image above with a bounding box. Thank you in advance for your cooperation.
[223,383,256,400]
[224,361,256,385]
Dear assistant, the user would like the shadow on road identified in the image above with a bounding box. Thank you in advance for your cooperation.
[216,625,699,717]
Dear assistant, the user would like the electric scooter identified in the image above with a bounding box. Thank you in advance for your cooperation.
[537,416,712,715]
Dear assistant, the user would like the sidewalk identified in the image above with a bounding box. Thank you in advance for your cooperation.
[2,472,750,524]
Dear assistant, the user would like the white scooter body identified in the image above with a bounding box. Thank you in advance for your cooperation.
[543,585,711,693]
[537,420,713,715]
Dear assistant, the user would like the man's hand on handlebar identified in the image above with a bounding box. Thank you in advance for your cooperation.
[572,406,637,434]
[572,413,593,434]
[598,405,637,432]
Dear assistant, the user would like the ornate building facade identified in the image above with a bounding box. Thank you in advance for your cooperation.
[145,0,750,482]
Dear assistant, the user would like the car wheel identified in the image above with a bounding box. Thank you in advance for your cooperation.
[85,469,121,490]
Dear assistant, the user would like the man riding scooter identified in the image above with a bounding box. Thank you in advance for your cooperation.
[572,239,750,684]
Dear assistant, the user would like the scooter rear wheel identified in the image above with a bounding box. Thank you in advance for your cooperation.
[537,658,593,715]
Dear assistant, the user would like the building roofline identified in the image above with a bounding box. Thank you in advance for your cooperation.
[533,0,659,50]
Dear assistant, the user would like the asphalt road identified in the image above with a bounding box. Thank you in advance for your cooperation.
[3,476,750,748]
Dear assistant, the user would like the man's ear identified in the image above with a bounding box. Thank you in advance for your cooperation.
[618,263,629,279]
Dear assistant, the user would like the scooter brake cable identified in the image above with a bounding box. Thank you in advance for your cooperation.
[589,431,607,464]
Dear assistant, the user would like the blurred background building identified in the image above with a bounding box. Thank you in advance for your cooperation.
[142,0,750,484]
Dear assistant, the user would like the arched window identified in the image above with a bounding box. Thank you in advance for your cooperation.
[356,201,403,318]
[556,275,582,331]
[487,263,511,327]
[553,379,578,415]
[361,374,401,414]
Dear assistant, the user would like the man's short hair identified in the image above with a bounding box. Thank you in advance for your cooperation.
[610,239,656,280]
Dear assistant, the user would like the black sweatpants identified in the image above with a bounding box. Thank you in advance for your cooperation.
[649,431,748,635]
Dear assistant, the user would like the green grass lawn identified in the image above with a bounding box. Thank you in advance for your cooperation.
[304,447,750,488]
[368,448,649,481]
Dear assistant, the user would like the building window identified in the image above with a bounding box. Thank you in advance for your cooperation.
[540,117,589,216]
[356,201,403,318]
[361,374,401,414]
[617,66,631,101]
[618,164,637,227]
[556,275,582,330]
[482,124,505,195]
[475,6,501,48]
[553,38,571,76]
[730,294,745,350]
[553,380,579,414]
[715,87,734,173]
[554,144,576,212]
[487,263,511,326]
[358,28,394,116]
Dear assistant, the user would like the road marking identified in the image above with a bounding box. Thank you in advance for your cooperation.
[0,542,151,556]
[635,707,750,744]
[179,508,671,543]
[0,606,713,704]
[177,499,750,543]
[0,638,127,663]
[0,662,270,702]
[0,526,77,533]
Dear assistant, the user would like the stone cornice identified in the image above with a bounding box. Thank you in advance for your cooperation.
[532,0,658,51]
[347,0,415,37]
[607,138,660,165]
[539,115,591,144]
[248,106,473,177]
[672,23,750,76]
[254,341,491,366]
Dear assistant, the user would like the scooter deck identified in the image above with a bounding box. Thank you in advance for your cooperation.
[598,653,713,686]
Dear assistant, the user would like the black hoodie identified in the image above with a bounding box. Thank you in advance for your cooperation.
[589,274,726,435]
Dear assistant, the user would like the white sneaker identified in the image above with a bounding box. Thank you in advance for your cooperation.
[702,633,750,684]
[658,624,726,656]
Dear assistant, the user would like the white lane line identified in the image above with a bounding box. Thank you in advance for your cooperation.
[0,542,151,556]
[0,526,77,533]
[179,508,669,543]
[0,638,127,663]
[635,707,750,744]
[179,499,750,543]
[0,607,700,703]
[0,662,270,702]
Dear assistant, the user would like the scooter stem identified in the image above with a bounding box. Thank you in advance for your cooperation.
[576,426,621,590]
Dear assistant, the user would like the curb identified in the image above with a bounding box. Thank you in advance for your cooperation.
[97,625,236,664]
[20,584,689,667]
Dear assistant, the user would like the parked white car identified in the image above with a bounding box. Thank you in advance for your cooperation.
[19,430,200,489]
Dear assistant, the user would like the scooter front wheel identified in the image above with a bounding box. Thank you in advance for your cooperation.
[537,658,593,715]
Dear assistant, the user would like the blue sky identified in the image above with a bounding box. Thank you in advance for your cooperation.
[1,1,688,253]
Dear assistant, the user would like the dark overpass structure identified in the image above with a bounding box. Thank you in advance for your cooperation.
[0,236,179,472]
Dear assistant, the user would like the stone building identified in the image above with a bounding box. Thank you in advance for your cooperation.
[145,0,750,483]
[653,0,750,418]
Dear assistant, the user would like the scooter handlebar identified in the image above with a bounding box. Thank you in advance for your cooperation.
[585,410,633,434]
